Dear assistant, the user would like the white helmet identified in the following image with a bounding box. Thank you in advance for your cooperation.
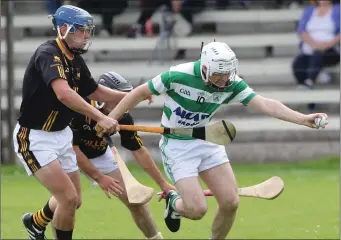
[200,41,238,89]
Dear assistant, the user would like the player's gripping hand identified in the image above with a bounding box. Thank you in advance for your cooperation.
[303,113,328,129]
[96,174,123,199]
[96,116,120,137]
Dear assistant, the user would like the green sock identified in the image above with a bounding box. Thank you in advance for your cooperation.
[170,193,181,211]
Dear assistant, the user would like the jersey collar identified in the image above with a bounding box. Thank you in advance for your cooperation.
[56,38,74,61]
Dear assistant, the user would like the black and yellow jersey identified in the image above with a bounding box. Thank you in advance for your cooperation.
[70,100,144,159]
[18,38,98,132]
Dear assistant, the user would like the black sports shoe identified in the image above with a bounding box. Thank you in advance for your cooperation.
[164,190,181,232]
[22,213,46,240]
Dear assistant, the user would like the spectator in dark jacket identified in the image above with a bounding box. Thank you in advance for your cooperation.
[77,0,127,37]
[127,0,205,38]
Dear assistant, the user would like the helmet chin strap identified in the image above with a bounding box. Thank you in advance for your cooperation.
[207,79,228,90]
[61,39,76,54]
[66,38,89,54]
[202,66,229,90]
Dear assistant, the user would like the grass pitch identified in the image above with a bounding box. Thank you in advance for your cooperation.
[1,157,339,239]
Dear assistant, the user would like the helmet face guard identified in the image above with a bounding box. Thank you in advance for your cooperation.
[56,23,95,54]
[205,57,238,90]
[207,72,236,90]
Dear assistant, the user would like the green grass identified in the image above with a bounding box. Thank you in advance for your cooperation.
[1,157,339,239]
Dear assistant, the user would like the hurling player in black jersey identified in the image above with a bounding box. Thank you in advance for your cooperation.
[67,71,175,239]
[12,5,132,240]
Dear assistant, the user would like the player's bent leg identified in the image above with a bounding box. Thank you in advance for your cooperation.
[163,177,207,233]
[34,160,78,240]
[159,136,208,232]
[106,169,162,239]
[60,128,83,210]
[200,162,239,239]
[51,170,82,240]
[67,170,82,209]
[174,177,208,220]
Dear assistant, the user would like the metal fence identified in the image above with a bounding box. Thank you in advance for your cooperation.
[2,1,15,164]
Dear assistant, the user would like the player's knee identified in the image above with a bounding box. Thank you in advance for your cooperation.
[66,194,78,209]
[186,205,207,220]
[60,192,79,211]
[219,195,239,212]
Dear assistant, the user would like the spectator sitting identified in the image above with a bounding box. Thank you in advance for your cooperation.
[292,0,340,89]
[77,0,127,37]
[127,0,205,38]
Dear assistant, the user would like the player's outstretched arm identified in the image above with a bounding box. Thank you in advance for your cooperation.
[73,145,123,198]
[88,84,127,105]
[51,79,119,133]
[246,95,328,128]
[108,83,152,120]
[131,147,175,192]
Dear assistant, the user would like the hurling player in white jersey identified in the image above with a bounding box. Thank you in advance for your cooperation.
[99,41,328,239]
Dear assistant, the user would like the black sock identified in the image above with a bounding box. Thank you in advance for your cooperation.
[32,200,54,231]
[55,229,73,240]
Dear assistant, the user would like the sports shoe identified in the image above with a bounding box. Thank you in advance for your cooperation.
[164,190,181,232]
[22,213,46,240]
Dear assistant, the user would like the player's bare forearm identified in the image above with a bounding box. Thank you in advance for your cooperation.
[247,95,305,125]
[108,83,152,120]
[88,85,127,104]
[132,147,167,189]
[52,79,104,122]
[73,146,104,182]
[61,89,105,122]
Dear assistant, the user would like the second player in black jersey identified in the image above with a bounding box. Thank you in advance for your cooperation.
[70,104,142,159]
[69,71,175,239]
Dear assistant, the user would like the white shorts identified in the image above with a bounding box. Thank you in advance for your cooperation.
[159,136,229,183]
[13,123,78,176]
[89,147,118,175]
[84,147,118,184]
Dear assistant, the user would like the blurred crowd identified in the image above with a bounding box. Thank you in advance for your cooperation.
[46,0,309,37]
[45,0,339,94]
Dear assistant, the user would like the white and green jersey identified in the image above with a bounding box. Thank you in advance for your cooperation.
[148,60,256,140]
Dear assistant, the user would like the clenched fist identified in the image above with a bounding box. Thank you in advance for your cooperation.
[96,116,119,137]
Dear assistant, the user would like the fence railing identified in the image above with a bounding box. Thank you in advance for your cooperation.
[2,1,15,164]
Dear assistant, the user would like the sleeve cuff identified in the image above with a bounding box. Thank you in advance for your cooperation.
[241,93,256,105]
[148,80,160,96]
